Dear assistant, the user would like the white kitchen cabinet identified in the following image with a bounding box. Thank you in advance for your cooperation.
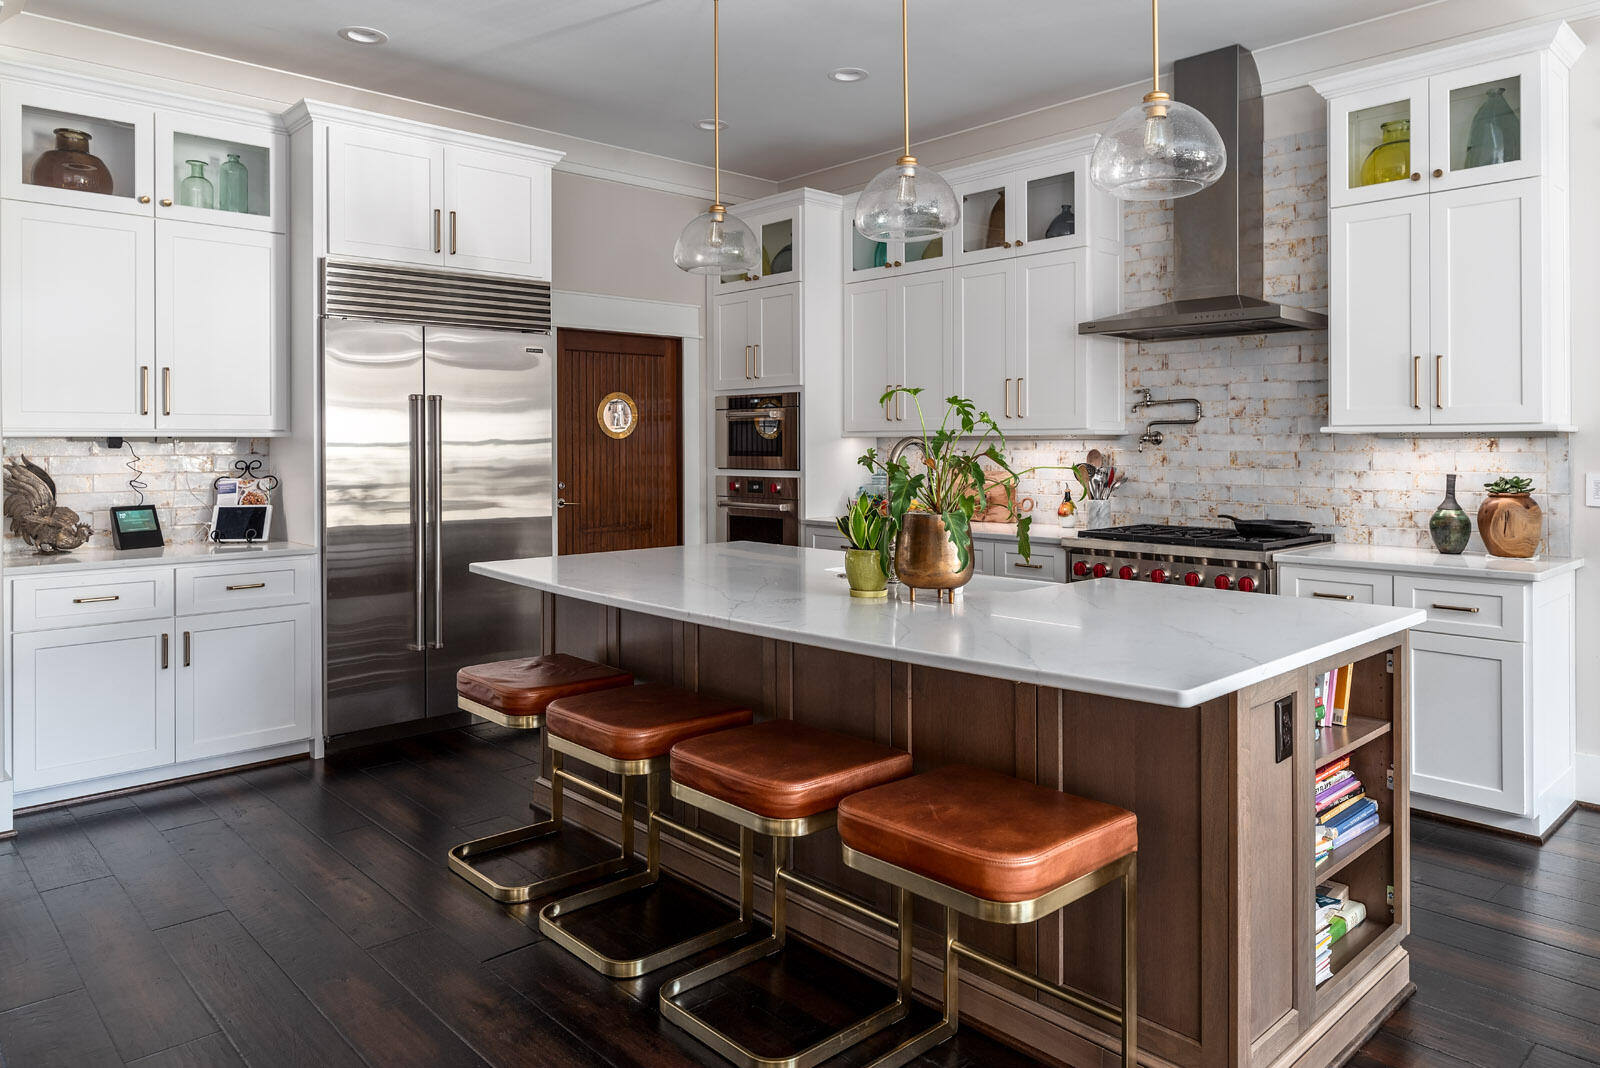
[953,260,1014,421]
[843,272,952,433]
[951,150,1112,266]
[1,79,154,216]
[1328,197,1430,427]
[716,203,801,292]
[176,604,313,761]
[155,110,286,233]
[327,124,445,267]
[442,145,551,278]
[1409,630,1526,814]
[12,619,175,792]
[155,220,286,434]
[0,200,153,434]
[711,284,801,390]
[842,194,949,281]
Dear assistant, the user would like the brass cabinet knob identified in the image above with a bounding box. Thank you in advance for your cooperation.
[1433,168,1444,178]
[138,195,151,204]
[160,198,173,206]
[1015,239,1025,246]
[893,260,903,267]
[751,273,759,281]
[1002,240,1013,248]
[1409,172,1421,181]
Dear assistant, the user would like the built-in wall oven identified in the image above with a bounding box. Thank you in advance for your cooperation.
[716,476,799,546]
[716,392,799,471]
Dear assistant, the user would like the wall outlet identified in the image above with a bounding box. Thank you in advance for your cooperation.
[1587,472,1600,508]
[1274,696,1294,763]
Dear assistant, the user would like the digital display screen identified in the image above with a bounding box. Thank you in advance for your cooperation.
[114,508,159,532]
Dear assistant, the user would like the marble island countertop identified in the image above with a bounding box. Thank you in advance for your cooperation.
[473,543,1424,708]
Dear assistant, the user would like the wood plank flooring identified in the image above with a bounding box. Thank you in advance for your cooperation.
[1,726,1596,1068]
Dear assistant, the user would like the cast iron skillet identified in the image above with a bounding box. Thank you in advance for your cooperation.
[1218,514,1315,539]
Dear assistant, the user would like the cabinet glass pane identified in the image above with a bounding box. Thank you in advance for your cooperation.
[170,130,271,218]
[904,236,943,264]
[852,228,888,272]
[1346,99,1413,190]
[761,217,793,277]
[961,186,1007,253]
[1449,77,1521,172]
[1025,171,1076,242]
[19,105,136,200]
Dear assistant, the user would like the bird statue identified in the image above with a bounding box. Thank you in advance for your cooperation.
[3,455,92,553]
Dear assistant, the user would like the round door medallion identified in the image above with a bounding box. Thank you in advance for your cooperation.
[597,391,639,439]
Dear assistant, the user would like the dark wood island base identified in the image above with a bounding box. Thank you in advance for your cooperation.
[534,592,1411,1068]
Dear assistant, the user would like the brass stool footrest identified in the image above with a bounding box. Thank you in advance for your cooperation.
[448,819,635,904]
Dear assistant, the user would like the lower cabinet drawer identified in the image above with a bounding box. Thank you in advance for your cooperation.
[11,568,175,631]
[176,556,314,614]
[999,543,1067,582]
[1394,575,1525,641]
[1277,565,1393,605]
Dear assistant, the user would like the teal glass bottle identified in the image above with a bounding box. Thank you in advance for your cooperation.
[1429,474,1472,555]
[1464,87,1519,169]
[178,160,214,209]
[218,153,248,213]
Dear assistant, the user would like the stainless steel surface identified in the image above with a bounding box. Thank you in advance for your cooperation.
[1079,46,1327,342]
[716,475,799,546]
[409,393,426,651]
[322,258,553,333]
[715,392,800,471]
[1067,524,1331,594]
[428,394,444,650]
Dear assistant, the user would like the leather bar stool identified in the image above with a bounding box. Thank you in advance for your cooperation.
[836,765,1139,1068]
[655,720,914,1068]
[449,654,635,902]
[536,683,756,978]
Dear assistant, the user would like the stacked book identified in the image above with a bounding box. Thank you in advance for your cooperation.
[1314,880,1368,985]
[1314,755,1380,868]
[1313,663,1355,739]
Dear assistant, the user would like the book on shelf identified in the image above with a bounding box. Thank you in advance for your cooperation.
[1317,881,1350,905]
[1315,755,1350,782]
[1319,790,1368,823]
[1331,665,1354,727]
[1329,900,1368,942]
[1313,890,1368,987]
[1315,773,1362,811]
[1321,798,1379,840]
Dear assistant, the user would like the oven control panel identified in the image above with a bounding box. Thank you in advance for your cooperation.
[718,476,797,503]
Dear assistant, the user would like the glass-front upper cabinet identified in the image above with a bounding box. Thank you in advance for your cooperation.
[843,192,949,280]
[1328,78,1430,208]
[155,112,286,233]
[1,82,154,215]
[953,162,1085,264]
[1428,54,1542,192]
[720,206,800,289]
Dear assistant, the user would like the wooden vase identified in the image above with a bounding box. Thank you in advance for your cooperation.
[894,512,973,602]
[1477,492,1542,558]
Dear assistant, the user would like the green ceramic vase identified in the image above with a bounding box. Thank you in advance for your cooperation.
[843,548,889,599]
[1429,474,1472,555]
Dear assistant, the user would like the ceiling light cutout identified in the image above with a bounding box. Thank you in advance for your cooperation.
[828,67,869,83]
[696,119,728,131]
[337,26,388,45]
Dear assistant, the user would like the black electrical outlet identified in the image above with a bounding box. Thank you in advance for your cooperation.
[1274,696,1294,763]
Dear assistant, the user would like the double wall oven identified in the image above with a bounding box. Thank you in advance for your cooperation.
[716,392,801,546]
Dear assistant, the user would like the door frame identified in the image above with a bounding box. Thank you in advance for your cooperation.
[551,291,704,550]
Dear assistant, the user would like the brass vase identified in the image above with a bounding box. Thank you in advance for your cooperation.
[31,128,113,195]
[1477,492,1542,559]
[894,512,973,602]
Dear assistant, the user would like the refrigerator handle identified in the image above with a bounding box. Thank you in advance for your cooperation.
[428,394,444,650]
[409,393,427,652]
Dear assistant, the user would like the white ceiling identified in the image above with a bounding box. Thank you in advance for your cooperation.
[25,0,1431,181]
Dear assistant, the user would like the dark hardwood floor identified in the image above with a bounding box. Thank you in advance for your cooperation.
[2,726,1596,1068]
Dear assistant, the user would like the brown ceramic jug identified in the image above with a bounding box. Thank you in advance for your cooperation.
[31,128,113,195]
[1477,492,1542,558]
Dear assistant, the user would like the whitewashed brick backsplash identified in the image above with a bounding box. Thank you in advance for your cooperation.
[888,128,1572,557]
[2,438,271,555]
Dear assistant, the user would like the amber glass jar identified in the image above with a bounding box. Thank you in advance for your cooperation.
[1359,120,1411,186]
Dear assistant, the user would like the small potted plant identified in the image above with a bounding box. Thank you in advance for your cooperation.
[835,493,890,599]
[1478,476,1543,558]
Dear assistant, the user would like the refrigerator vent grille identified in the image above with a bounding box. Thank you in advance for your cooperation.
[322,259,552,333]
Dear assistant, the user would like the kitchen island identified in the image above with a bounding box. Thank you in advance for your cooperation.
[472,543,1424,1068]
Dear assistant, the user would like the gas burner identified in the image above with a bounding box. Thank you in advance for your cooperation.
[1067,524,1333,595]
[1085,524,1332,552]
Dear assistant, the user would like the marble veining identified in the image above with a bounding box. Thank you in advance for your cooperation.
[1275,544,1584,582]
[1,540,316,573]
[472,543,1423,708]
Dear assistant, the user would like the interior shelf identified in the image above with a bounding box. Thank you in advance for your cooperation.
[1317,820,1392,882]
[1315,715,1392,766]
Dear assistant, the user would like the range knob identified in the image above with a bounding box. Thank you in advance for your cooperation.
[1213,574,1233,590]
[1092,563,1110,579]
[1118,565,1138,580]
[1149,568,1168,584]
[1073,561,1090,577]
[1183,571,1203,587]
[1238,576,1257,593]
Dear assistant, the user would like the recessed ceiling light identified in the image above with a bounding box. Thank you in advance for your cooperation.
[828,67,870,83]
[695,118,728,132]
[337,26,388,45]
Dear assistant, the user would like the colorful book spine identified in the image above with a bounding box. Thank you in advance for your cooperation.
[1332,665,1354,727]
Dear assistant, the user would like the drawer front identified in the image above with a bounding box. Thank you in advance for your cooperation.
[806,526,850,552]
[1395,575,1525,641]
[1278,565,1393,605]
[176,556,314,615]
[999,543,1066,582]
[12,569,175,631]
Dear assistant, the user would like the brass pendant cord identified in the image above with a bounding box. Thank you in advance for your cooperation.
[898,0,915,164]
[712,0,722,211]
[1150,0,1159,94]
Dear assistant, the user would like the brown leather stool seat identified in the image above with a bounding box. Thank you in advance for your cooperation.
[546,683,753,763]
[837,764,1138,903]
[457,654,633,724]
[670,719,913,820]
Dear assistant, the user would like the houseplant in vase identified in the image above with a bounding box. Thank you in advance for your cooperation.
[1478,476,1542,558]
[835,493,890,599]
[857,388,1033,602]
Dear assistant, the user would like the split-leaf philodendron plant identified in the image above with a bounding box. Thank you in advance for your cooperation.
[856,387,1035,577]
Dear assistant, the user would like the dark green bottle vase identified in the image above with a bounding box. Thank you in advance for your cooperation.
[1429,474,1472,555]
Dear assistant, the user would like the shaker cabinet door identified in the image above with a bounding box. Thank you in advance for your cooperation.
[953,260,1015,423]
[898,272,952,419]
[155,220,286,433]
[442,145,550,278]
[1409,630,1529,815]
[327,125,445,267]
[843,277,898,433]
[175,605,314,761]
[1014,249,1087,432]
[0,200,155,434]
[753,286,800,387]
[712,293,754,390]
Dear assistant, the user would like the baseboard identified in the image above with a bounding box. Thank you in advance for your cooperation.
[1578,751,1600,806]
[13,743,311,812]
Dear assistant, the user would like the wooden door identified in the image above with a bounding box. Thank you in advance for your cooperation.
[326,124,444,266]
[556,329,681,555]
[442,144,550,278]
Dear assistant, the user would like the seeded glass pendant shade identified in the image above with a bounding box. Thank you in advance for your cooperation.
[674,0,759,275]
[853,0,959,241]
[1089,0,1226,201]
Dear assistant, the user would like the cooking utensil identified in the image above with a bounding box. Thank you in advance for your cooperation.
[1086,448,1106,469]
[1073,464,1093,498]
[1217,514,1315,539]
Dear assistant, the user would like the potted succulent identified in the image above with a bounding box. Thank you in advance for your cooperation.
[835,493,890,599]
[1478,476,1543,558]
[857,388,1033,602]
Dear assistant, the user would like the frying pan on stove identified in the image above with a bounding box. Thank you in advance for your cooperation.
[1218,514,1315,539]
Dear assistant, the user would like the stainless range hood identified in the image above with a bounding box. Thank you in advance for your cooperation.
[1079,45,1327,342]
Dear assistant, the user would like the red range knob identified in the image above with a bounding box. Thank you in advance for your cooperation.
[1118,565,1138,580]
[1092,563,1110,578]
[1213,574,1233,590]
[1149,568,1168,583]
[1073,561,1089,577]
[1237,576,1257,592]
[1184,571,1202,587]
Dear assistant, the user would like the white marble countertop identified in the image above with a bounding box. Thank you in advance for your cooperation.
[2,540,318,574]
[473,543,1423,708]
[803,518,1075,541]
[1275,544,1583,583]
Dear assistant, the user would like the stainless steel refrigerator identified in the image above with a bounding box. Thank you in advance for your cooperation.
[321,261,554,740]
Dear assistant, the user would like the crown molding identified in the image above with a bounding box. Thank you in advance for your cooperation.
[1309,19,1585,98]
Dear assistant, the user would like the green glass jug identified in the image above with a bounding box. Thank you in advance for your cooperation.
[178,159,214,209]
[219,153,248,213]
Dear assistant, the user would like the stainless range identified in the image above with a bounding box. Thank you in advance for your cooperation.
[1067,524,1332,594]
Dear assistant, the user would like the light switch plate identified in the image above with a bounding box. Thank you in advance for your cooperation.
[1587,472,1600,507]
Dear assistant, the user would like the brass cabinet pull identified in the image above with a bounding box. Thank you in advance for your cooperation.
[162,367,172,416]
[138,195,151,204]
[1015,239,1025,247]
[1312,591,1356,601]
[1002,241,1013,248]
[897,386,905,421]
[161,633,169,669]
[183,631,191,667]
[160,197,173,207]
[1004,378,1013,418]
[884,384,892,421]
[140,365,150,416]
[1435,354,1444,410]
[1012,561,1044,570]
[449,210,457,254]
[744,345,752,379]
[1431,602,1481,614]
[226,582,267,591]
[1017,376,1025,418]
[893,261,903,268]
[1409,172,1421,182]
[433,209,442,253]
[752,343,760,379]
[1411,355,1421,410]
[72,594,120,604]
[1433,168,1444,178]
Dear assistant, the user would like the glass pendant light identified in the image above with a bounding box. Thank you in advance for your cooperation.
[674,0,759,274]
[853,0,958,241]
[1090,0,1226,201]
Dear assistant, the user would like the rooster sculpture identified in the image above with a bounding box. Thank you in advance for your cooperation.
[3,455,92,553]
